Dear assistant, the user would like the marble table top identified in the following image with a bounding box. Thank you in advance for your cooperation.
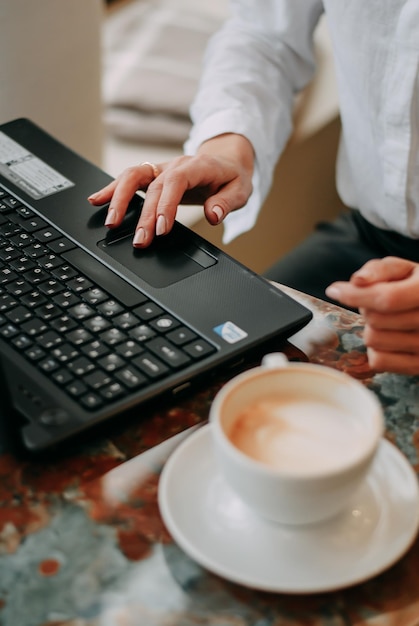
[1,286,418,626]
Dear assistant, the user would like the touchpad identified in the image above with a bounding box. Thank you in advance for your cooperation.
[97,225,217,289]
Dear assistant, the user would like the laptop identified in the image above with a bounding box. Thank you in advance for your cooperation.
[0,118,312,452]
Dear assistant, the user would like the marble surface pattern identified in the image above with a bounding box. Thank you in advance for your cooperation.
[1,287,418,626]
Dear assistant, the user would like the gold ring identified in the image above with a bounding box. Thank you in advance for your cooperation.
[140,161,159,179]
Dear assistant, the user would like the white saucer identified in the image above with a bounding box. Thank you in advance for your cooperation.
[158,425,419,594]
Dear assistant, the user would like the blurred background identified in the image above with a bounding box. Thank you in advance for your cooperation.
[0,0,343,273]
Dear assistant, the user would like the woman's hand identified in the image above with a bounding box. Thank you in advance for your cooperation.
[88,133,254,248]
[326,257,419,375]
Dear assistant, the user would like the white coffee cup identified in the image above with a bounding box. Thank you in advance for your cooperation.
[209,353,384,525]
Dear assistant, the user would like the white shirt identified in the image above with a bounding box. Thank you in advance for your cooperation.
[184,0,419,244]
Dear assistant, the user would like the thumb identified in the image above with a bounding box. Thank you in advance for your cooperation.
[204,201,229,226]
[203,183,250,226]
[351,256,415,286]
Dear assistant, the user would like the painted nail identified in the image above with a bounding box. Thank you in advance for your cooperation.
[212,205,224,223]
[156,214,167,236]
[133,227,146,246]
[105,208,117,226]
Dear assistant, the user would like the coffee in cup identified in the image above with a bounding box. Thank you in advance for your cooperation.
[228,394,367,474]
[210,353,384,525]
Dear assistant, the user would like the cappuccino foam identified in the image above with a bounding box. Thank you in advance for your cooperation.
[228,395,364,473]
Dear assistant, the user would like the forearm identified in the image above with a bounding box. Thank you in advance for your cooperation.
[185,0,324,237]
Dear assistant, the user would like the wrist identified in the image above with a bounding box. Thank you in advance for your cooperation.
[197,133,254,175]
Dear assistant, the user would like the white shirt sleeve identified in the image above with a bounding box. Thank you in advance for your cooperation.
[184,0,324,243]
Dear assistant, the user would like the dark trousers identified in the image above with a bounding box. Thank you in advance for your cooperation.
[263,209,419,304]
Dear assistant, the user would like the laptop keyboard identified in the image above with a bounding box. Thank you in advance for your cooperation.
[0,186,216,413]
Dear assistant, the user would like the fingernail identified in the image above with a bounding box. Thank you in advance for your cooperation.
[212,205,224,223]
[325,285,340,300]
[133,227,146,246]
[88,192,98,200]
[105,208,117,226]
[156,214,167,236]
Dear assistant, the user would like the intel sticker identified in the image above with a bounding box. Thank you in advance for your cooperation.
[213,321,248,344]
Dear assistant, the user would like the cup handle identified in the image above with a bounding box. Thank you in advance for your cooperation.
[261,352,289,368]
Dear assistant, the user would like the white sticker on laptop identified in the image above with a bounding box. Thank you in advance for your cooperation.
[213,321,248,344]
[0,131,74,199]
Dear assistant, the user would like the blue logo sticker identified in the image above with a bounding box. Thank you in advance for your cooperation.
[213,321,248,344]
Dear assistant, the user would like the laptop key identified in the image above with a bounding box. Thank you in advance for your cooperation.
[6,305,32,324]
[51,343,79,362]
[37,331,63,349]
[99,353,126,372]
[133,352,169,379]
[183,339,216,359]
[39,357,60,373]
[67,275,93,293]
[67,380,88,396]
[68,302,95,320]
[100,382,124,401]
[99,327,127,346]
[150,314,179,333]
[80,392,103,410]
[0,293,18,311]
[68,356,95,376]
[67,327,93,346]
[116,339,143,358]
[98,299,124,317]
[146,337,191,369]
[134,302,163,320]
[83,315,111,333]
[2,196,21,210]
[12,334,32,350]
[84,370,112,390]
[113,311,139,329]
[0,323,19,338]
[48,238,77,253]
[25,345,46,361]
[52,368,74,386]
[82,287,108,305]
[33,227,62,244]
[166,326,197,346]
[21,317,48,336]
[115,365,147,388]
[129,324,155,342]
[81,340,109,359]
[50,315,78,334]
[5,278,32,297]
[21,290,46,309]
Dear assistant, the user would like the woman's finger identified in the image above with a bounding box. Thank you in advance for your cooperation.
[106,164,160,228]
[350,256,415,286]
[366,346,419,375]
[326,270,419,313]
[88,179,118,205]
[363,324,419,353]
[360,307,419,331]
